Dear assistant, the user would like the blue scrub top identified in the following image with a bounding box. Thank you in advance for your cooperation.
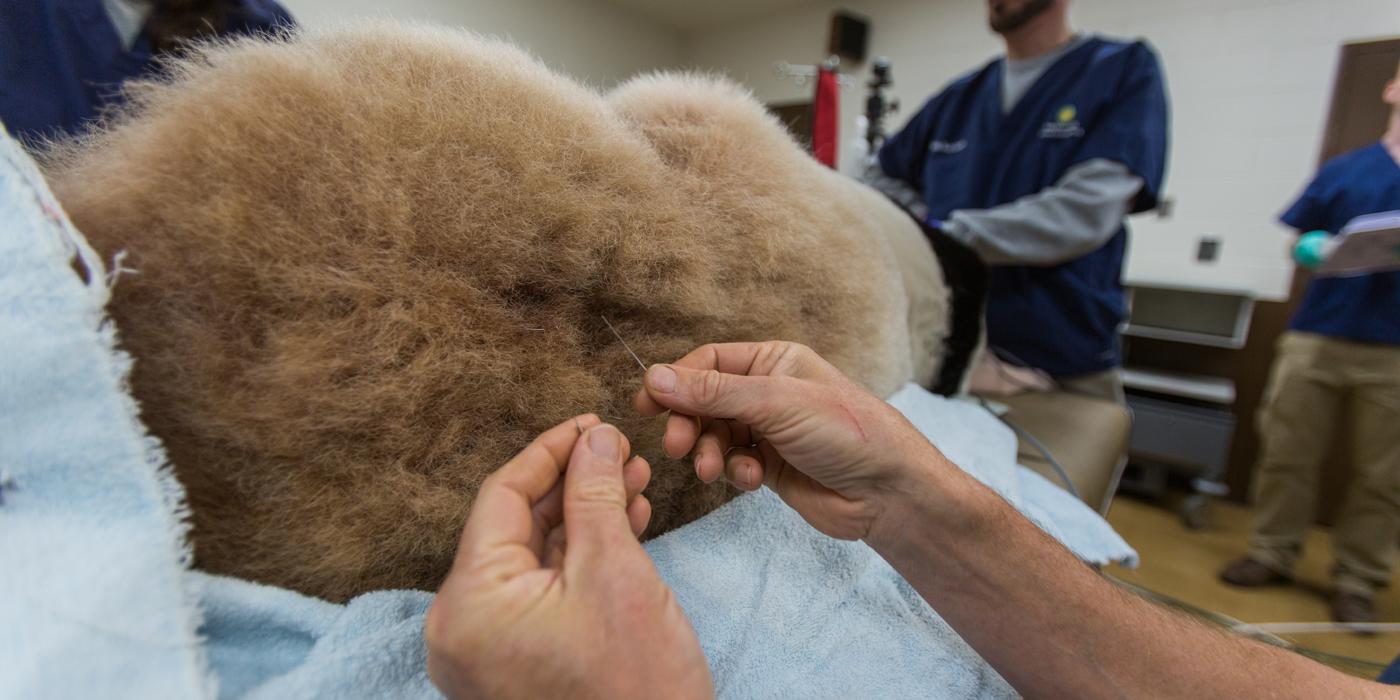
[880,37,1170,378]
[0,0,293,145]
[1281,143,1400,347]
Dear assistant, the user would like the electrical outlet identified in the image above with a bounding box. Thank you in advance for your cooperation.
[1196,237,1220,263]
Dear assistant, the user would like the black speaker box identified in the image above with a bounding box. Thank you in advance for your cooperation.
[829,10,869,63]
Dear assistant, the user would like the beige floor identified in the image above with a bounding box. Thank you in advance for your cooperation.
[1105,495,1400,667]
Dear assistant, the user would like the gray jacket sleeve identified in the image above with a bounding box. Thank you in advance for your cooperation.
[941,158,1145,266]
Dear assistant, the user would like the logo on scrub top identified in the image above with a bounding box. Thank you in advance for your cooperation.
[1039,104,1084,139]
[928,139,968,154]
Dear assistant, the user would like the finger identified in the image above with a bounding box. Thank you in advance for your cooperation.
[543,456,649,567]
[528,478,565,558]
[634,341,810,416]
[526,416,610,555]
[452,414,601,574]
[725,447,765,492]
[491,413,603,505]
[643,363,777,428]
[693,420,732,484]
[675,342,807,376]
[627,495,652,538]
[542,524,567,569]
[623,456,651,503]
[563,424,638,562]
[756,439,829,511]
[662,411,705,459]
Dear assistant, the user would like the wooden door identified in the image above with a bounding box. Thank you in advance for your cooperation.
[1321,39,1400,161]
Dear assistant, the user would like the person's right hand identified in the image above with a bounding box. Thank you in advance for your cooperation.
[634,341,950,541]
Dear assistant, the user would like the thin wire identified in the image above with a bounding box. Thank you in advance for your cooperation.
[1110,575,1389,678]
[976,395,1081,501]
[601,317,700,434]
[1232,622,1400,636]
[601,316,647,372]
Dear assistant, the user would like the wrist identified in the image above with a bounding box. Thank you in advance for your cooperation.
[862,439,996,557]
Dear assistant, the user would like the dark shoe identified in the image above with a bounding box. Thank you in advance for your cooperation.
[1331,592,1376,626]
[1219,557,1291,587]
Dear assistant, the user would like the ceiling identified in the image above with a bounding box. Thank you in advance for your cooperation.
[601,0,820,32]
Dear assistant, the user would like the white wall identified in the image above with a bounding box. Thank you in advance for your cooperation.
[683,0,1400,300]
[280,0,682,87]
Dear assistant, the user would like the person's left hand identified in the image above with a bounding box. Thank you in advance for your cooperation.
[425,414,714,700]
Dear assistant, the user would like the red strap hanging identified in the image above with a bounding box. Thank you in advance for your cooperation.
[812,66,839,169]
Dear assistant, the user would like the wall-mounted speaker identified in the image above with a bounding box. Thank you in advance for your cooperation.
[829,10,869,63]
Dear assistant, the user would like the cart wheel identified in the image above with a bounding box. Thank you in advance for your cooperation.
[1180,494,1212,530]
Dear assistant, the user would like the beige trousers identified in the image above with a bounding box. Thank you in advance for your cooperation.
[1057,368,1125,404]
[1248,331,1400,596]
[1002,369,1128,510]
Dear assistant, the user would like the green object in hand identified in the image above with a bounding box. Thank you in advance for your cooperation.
[1293,230,1331,269]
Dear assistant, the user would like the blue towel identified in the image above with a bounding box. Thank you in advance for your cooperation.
[1,125,1135,699]
[196,387,1134,699]
[0,127,212,698]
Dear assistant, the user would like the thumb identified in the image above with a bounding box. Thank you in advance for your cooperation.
[644,364,773,425]
[563,425,637,561]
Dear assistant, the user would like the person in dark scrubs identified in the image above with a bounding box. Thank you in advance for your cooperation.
[1220,59,1400,625]
[1,0,294,146]
[865,0,1169,403]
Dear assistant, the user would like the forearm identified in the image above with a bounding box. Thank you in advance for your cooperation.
[866,447,1388,699]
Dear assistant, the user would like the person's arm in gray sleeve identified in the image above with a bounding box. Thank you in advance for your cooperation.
[941,158,1145,266]
[858,161,929,221]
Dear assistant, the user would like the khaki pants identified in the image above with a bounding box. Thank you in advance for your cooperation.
[1002,369,1129,511]
[1057,369,1125,404]
[1248,331,1400,596]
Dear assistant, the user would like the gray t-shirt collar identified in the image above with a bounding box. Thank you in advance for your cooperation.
[1000,33,1092,114]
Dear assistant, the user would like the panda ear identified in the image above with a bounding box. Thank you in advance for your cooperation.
[915,216,987,397]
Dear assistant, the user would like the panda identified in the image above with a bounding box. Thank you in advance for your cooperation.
[43,22,983,601]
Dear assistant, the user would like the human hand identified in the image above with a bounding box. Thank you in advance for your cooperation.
[634,341,949,542]
[425,415,714,700]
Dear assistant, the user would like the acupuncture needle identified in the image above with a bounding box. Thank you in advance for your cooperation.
[601,315,705,439]
[601,315,648,372]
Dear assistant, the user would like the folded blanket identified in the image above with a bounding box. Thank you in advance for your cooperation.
[1,126,1135,699]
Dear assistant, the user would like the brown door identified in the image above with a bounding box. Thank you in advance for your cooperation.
[1321,39,1400,161]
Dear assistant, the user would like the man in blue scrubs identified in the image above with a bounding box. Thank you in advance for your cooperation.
[1220,60,1400,625]
[867,0,1169,402]
[1,0,294,146]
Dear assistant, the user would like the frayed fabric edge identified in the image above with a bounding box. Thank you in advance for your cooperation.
[18,128,219,698]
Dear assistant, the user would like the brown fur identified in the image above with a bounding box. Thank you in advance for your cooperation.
[43,23,943,601]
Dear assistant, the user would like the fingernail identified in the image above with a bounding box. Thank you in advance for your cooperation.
[589,425,620,460]
[745,462,753,488]
[648,365,677,393]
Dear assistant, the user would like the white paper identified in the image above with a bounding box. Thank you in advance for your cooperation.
[1316,210,1400,277]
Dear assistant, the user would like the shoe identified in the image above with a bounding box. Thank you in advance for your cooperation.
[1219,557,1291,587]
[1330,592,1376,626]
